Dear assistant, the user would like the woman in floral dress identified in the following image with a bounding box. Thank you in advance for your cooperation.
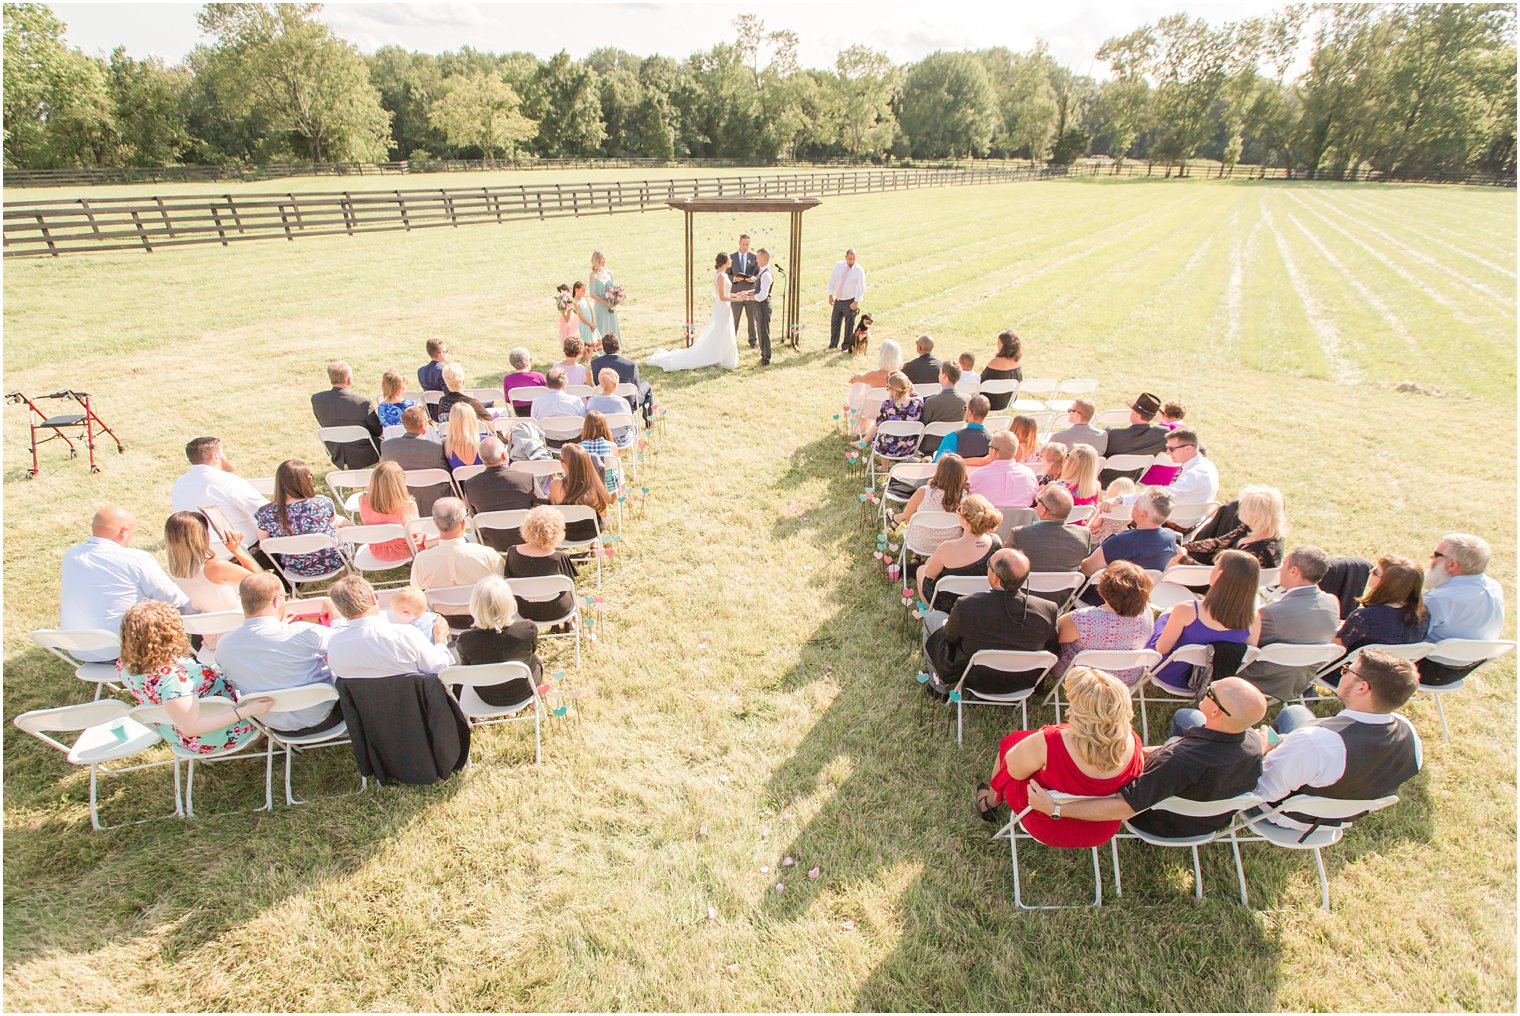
[254,459,350,579]
[865,371,924,460]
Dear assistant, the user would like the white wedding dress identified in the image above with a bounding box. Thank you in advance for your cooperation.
[646,271,740,371]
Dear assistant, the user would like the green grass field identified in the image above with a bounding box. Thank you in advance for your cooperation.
[3,175,1515,1011]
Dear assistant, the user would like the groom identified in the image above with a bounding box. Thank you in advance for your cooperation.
[729,233,759,348]
[751,248,774,365]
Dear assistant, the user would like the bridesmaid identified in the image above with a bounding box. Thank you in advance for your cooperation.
[571,281,599,347]
[556,284,577,343]
[588,250,620,338]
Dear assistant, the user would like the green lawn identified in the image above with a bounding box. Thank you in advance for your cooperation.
[3,176,1515,1011]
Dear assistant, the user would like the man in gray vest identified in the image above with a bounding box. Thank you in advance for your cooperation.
[1253,648,1423,832]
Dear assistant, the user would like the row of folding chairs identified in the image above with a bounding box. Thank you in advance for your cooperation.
[894,378,1098,413]
[865,421,1171,486]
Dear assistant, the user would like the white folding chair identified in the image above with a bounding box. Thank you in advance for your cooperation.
[1415,638,1517,741]
[1166,500,1218,535]
[471,509,531,552]
[1246,643,1344,704]
[401,389,426,404]
[128,696,267,818]
[852,387,889,437]
[251,683,351,808]
[976,379,1020,409]
[993,791,1110,909]
[913,381,941,399]
[181,609,244,666]
[549,504,603,589]
[953,378,981,398]
[1100,453,1155,477]
[510,575,582,667]
[12,700,170,829]
[452,464,488,486]
[902,510,961,560]
[1232,793,1402,910]
[404,467,460,515]
[493,416,536,441]
[343,523,416,581]
[249,476,277,498]
[424,584,477,635]
[1043,649,1163,720]
[613,382,640,401]
[926,574,991,615]
[464,387,502,407]
[1149,565,1215,612]
[868,422,925,486]
[316,425,380,464]
[540,415,588,446]
[1311,641,1432,690]
[29,628,123,699]
[1135,644,1261,743]
[405,516,444,550]
[1046,379,1098,413]
[442,662,543,764]
[1066,504,1097,525]
[508,386,551,416]
[982,416,1013,434]
[919,420,959,454]
[993,507,1037,546]
[423,390,444,409]
[565,384,596,400]
[946,649,1059,746]
[881,461,937,530]
[259,534,350,595]
[1010,378,1058,413]
[1092,409,1131,428]
[1025,571,1085,614]
[1110,792,1263,904]
[506,459,565,484]
[325,468,375,514]
[381,424,406,441]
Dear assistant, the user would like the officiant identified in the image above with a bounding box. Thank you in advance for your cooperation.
[728,233,760,349]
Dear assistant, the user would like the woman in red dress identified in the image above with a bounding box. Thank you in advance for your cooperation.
[975,666,1143,848]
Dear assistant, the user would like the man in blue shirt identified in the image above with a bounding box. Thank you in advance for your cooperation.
[216,573,345,735]
[1077,488,1179,605]
[1420,533,1506,685]
[933,395,991,462]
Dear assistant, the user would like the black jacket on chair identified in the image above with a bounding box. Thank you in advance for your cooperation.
[336,673,470,785]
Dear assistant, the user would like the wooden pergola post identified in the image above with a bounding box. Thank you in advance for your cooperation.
[669,197,822,348]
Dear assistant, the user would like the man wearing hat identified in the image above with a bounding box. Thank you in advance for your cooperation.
[1099,391,1170,486]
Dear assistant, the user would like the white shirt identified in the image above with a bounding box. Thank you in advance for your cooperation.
[59,537,194,660]
[827,261,867,302]
[1168,453,1219,505]
[216,615,337,731]
[1424,573,1506,648]
[170,464,268,544]
[327,615,452,680]
[530,391,588,420]
[1254,709,1423,830]
[752,264,774,302]
[410,536,504,591]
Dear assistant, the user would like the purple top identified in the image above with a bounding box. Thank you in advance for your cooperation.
[502,371,546,412]
[1146,609,1250,690]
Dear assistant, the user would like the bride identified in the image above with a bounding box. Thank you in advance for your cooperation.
[646,253,744,371]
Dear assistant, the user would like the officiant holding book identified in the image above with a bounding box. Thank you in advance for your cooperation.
[728,233,760,349]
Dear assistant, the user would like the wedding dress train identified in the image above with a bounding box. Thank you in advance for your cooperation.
[646,271,740,371]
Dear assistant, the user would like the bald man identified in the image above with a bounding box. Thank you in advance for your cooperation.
[60,506,196,661]
[1026,677,1268,839]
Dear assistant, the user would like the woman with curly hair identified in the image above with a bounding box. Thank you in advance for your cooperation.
[979,330,1024,411]
[975,666,1143,836]
[117,600,273,754]
[503,505,580,627]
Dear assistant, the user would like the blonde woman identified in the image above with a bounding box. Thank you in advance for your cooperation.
[164,511,258,619]
[1175,484,1286,569]
[588,250,620,337]
[1036,442,1066,486]
[1057,442,1102,524]
[916,493,1003,612]
[445,403,483,470]
[1010,414,1041,466]
[504,505,579,626]
[847,339,904,426]
[377,369,419,429]
[455,575,544,705]
[975,666,1143,836]
[357,460,421,562]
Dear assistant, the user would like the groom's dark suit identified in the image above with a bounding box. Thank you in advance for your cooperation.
[729,248,759,346]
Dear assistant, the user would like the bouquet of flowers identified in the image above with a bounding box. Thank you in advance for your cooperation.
[605,285,626,309]
[554,291,572,313]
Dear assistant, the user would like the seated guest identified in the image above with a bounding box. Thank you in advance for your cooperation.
[974,666,1141,835]
[1025,677,1268,838]
[1009,415,1042,468]
[531,367,589,421]
[1049,399,1108,455]
[901,334,942,386]
[327,575,451,679]
[410,497,503,591]
[117,600,272,753]
[1035,442,1066,486]
[311,361,383,469]
[417,337,448,394]
[1158,427,1218,506]
[1161,399,1187,429]
[61,505,195,660]
[460,437,538,522]
[1173,484,1285,569]
[170,436,267,546]
[1085,476,1138,546]
[381,406,450,472]
[357,460,423,563]
[504,506,580,625]
[1099,391,1168,486]
[979,330,1023,411]
[455,576,545,706]
[1052,561,1155,685]
[1009,485,1090,572]
[967,431,1039,509]
[1079,488,1179,603]
[254,460,350,580]
[585,370,637,447]
[847,339,904,421]
[1420,532,1506,685]
[376,369,418,430]
[919,361,969,456]
[216,573,344,735]
[549,444,613,542]
[1253,648,1422,833]
[558,335,590,387]
[1242,546,1342,702]
[924,548,1059,701]
[501,347,547,415]
[438,362,493,421]
[590,333,653,424]
[957,351,979,386]
[1333,554,1429,656]
[917,495,1003,612]
[896,453,968,556]
[933,395,991,463]
[1138,400,1189,485]
[163,511,258,636]
[865,371,924,459]
[445,403,484,470]
[579,412,623,494]
[386,585,449,645]
[1055,442,1101,519]
[1147,549,1261,692]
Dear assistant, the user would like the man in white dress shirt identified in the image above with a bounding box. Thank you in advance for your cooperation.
[751,248,775,365]
[826,248,867,351]
[529,368,588,421]
[169,436,267,546]
[326,575,452,680]
[59,505,196,661]
[1161,427,1219,506]
[216,573,344,734]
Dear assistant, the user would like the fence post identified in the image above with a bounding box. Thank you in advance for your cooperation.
[209,203,228,246]
[155,196,176,239]
[278,203,294,241]
[79,198,100,237]
[398,190,410,230]
[225,194,245,234]
[130,209,153,252]
[442,189,458,226]
[33,212,58,256]
[341,192,355,234]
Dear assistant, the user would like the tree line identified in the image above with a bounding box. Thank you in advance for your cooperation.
[3,2,1515,180]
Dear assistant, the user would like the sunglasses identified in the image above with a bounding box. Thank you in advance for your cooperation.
[1431,550,1449,559]
[1339,663,1370,686]
[1204,685,1231,716]
[1165,443,1194,452]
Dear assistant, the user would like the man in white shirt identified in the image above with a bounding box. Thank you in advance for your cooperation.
[169,436,267,546]
[1161,427,1219,506]
[216,573,344,734]
[326,575,452,680]
[410,498,504,592]
[1421,533,1507,684]
[751,248,776,365]
[59,505,196,661]
[529,368,588,421]
[826,248,867,351]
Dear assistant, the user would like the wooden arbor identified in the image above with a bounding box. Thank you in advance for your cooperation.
[668,197,822,348]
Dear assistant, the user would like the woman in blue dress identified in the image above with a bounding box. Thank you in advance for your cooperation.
[588,250,620,338]
[571,281,599,347]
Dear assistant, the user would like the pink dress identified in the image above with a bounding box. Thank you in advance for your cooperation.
[558,308,577,342]
[1052,607,1155,685]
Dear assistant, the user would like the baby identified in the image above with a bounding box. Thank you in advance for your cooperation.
[958,352,979,385]
[1161,399,1187,430]
[1089,477,1139,546]
[388,586,448,645]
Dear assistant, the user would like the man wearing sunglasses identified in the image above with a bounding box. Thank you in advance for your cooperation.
[1252,648,1422,832]
[1026,677,1268,838]
[1420,533,1506,686]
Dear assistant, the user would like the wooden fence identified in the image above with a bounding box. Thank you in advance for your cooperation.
[2,165,1061,258]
